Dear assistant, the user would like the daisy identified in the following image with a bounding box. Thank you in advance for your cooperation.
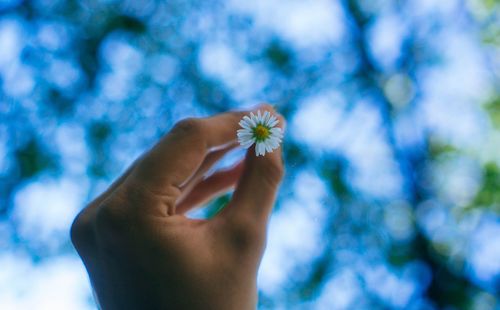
[237,110,283,156]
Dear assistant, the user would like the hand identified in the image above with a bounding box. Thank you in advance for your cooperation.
[70,105,285,310]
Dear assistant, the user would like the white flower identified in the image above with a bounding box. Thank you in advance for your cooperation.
[237,110,283,156]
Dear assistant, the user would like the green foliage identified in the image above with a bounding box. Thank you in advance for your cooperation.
[295,252,332,301]
[482,0,500,10]
[482,27,500,46]
[87,121,112,147]
[484,96,500,129]
[87,121,113,178]
[320,157,351,201]
[14,138,58,179]
[106,14,147,34]
[205,193,231,219]
[471,162,500,213]
[428,141,457,158]
[265,41,293,73]
[283,142,309,169]
[47,89,75,117]
[387,243,415,267]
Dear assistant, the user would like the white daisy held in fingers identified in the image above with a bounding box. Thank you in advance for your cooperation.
[237,110,283,156]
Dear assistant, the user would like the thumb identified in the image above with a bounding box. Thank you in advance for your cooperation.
[221,106,285,225]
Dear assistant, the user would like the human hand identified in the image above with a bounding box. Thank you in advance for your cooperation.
[70,105,285,310]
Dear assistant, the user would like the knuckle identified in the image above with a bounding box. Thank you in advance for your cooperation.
[172,118,204,136]
[94,194,130,243]
[96,199,124,227]
[70,208,95,249]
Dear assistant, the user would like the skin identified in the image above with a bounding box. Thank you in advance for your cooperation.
[70,104,285,310]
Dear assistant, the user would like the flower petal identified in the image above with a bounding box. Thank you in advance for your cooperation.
[239,119,251,130]
[237,130,253,138]
[244,115,257,128]
[267,116,279,127]
[256,142,265,156]
[237,127,251,133]
[270,127,282,136]
[263,111,270,125]
[238,110,284,156]
[268,137,281,147]
[265,141,273,153]
[240,138,255,148]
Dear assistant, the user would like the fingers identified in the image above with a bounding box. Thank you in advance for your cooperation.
[176,161,245,214]
[129,111,247,196]
[220,107,285,226]
[177,142,238,202]
[86,160,138,210]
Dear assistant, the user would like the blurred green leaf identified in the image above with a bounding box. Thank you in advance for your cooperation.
[482,0,500,10]
[265,41,292,73]
[205,193,231,219]
[388,243,414,266]
[296,253,331,300]
[87,121,112,147]
[428,140,457,158]
[86,121,113,178]
[470,162,500,213]
[484,96,500,129]
[107,14,147,34]
[14,138,58,179]
[47,89,74,117]
[284,142,309,169]
[320,157,351,201]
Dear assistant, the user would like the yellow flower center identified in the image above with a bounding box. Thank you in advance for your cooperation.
[253,124,270,141]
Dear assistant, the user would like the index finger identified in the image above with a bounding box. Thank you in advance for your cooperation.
[129,111,247,200]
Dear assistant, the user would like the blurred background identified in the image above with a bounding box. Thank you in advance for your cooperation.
[1,0,499,309]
